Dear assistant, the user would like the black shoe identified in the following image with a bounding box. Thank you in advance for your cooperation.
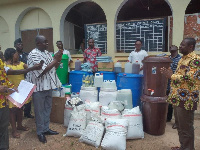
[38,134,47,143]
[44,129,59,135]
[24,114,34,118]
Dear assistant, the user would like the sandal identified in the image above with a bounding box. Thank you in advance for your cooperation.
[172,123,177,129]
[17,126,29,131]
[171,146,180,150]
[12,131,20,138]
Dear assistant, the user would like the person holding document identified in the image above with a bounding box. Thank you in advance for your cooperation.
[26,35,63,143]
[4,48,42,138]
[0,46,15,150]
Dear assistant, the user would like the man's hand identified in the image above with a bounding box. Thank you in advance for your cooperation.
[0,86,16,94]
[54,50,63,62]
[0,85,8,93]
[7,87,18,94]
[160,67,173,79]
[32,63,43,70]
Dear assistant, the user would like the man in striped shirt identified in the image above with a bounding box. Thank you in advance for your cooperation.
[166,45,181,125]
[26,35,63,143]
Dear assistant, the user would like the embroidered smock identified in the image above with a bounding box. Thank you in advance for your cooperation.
[0,59,14,108]
[26,48,61,92]
[168,51,200,110]
[83,47,102,72]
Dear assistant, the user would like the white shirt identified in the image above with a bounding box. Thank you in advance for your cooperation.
[26,48,61,92]
[128,49,148,74]
[55,49,72,72]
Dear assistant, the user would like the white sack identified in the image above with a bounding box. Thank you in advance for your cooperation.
[79,121,104,148]
[64,104,73,127]
[122,106,144,139]
[85,101,101,125]
[64,105,86,137]
[101,118,128,150]
[101,106,121,123]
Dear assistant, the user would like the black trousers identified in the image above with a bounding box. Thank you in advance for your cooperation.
[167,104,173,121]
[0,106,9,149]
[24,101,31,116]
[166,90,173,121]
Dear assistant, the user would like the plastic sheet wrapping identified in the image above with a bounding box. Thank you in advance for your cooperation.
[81,62,93,72]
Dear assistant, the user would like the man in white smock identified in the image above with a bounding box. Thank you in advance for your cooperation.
[128,39,148,74]
[26,35,63,143]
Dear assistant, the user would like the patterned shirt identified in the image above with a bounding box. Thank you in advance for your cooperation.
[26,48,61,92]
[168,51,200,110]
[83,47,102,72]
[167,54,182,92]
[0,59,14,108]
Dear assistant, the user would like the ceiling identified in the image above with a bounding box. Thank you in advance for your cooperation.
[66,0,172,26]
[186,0,200,14]
[117,0,172,21]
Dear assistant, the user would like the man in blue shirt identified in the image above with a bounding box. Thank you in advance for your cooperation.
[166,45,181,127]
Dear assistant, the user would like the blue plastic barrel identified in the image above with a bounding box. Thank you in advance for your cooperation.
[117,73,143,107]
[97,71,116,81]
[69,71,93,93]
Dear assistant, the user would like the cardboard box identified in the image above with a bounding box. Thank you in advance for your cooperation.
[50,97,66,124]
[98,62,114,71]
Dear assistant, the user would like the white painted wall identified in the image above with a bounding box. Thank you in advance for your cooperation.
[0,16,10,51]
[20,8,52,30]
[0,0,197,56]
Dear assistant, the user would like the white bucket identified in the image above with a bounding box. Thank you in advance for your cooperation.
[101,80,117,91]
[62,84,72,93]
[79,89,98,102]
[116,89,133,109]
[99,90,117,106]
[52,88,61,97]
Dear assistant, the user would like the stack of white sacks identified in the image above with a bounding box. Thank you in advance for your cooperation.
[63,78,144,150]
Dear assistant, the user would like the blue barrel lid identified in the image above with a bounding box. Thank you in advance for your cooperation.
[69,70,92,74]
[117,73,143,78]
[97,71,115,74]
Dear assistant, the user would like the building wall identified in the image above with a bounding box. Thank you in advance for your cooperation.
[0,16,10,51]
[20,8,52,30]
[0,0,198,63]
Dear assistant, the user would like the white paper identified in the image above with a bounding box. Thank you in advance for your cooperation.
[9,80,35,104]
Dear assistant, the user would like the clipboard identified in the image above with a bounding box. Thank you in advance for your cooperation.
[6,80,36,108]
